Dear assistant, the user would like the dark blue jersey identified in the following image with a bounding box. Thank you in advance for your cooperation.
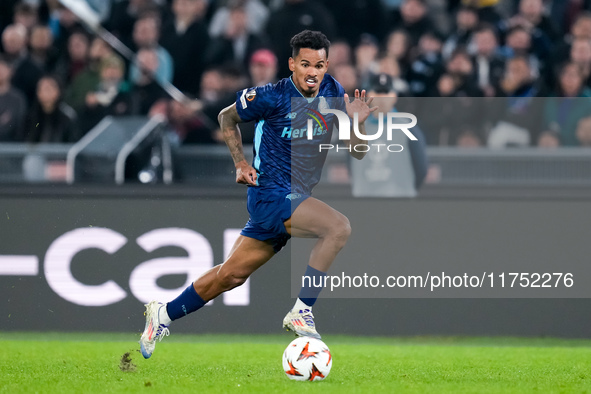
[235,74,346,194]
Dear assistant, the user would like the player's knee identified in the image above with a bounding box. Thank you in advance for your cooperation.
[329,216,351,249]
[218,268,249,290]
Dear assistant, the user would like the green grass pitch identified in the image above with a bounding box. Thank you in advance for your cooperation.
[1,333,591,393]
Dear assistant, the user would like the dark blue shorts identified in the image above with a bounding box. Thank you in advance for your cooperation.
[241,186,310,253]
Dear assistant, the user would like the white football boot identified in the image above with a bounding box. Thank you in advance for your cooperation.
[283,308,321,339]
[139,301,170,359]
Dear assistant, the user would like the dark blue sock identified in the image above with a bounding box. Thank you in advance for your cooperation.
[166,284,206,321]
[298,265,327,307]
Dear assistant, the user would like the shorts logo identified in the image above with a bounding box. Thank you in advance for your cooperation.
[286,193,302,200]
[246,89,256,101]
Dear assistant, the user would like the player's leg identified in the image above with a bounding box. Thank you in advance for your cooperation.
[282,197,351,338]
[140,235,275,358]
[192,235,276,301]
[285,197,351,272]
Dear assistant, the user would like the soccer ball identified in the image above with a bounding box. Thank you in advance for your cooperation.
[282,337,332,381]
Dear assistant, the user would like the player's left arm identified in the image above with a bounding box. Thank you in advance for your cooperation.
[344,89,377,160]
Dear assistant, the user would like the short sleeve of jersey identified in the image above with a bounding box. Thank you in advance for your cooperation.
[235,84,277,123]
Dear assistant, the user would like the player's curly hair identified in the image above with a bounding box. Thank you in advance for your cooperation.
[290,30,331,58]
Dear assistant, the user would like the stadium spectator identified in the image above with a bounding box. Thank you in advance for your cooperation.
[29,24,58,72]
[80,55,131,134]
[509,0,559,44]
[204,1,268,69]
[1,23,43,104]
[499,55,542,97]
[554,12,591,61]
[442,5,480,60]
[418,50,485,146]
[209,0,269,38]
[488,56,544,147]
[569,38,591,88]
[508,0,575,36]
[388,0,433,47]
[216,49,280,144]
[64,37,114,115]
[13,1,39,32]
[446,48,483,97]
[198,67,225,105]
[130,48,168,115]
[374,54,410,95]
[160,0,210,95]
[19,75,78,143]
[0,55,26,142]
[538,62,591,147]
[51,6,84,58]
[107,0,164,48]
[327,39,352,72]
[129,14,174,85]
[501,26,532,58]
[353,33,380,81]
[499,26,546,79]
[266,0,336,78]
[407,30,445,97]
[216,64,249,108]
[424,73,476,146]
[472,24,505,96]
[248,49,278,86]
[383,29,412,78]
[198,65,251,143]
[332,63,358,96]
[575,116,591,146]
[53,30,90,84]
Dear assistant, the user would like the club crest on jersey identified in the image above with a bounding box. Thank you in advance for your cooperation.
[246,89,256,101]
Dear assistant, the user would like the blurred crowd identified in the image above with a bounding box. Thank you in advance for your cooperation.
[1,0,591,147]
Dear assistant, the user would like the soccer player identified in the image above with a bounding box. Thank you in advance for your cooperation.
[139,30,376,359]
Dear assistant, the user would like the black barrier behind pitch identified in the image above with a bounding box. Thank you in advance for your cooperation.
[0,193,590,337]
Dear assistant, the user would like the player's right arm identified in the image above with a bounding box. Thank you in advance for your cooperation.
[218,103,257,186]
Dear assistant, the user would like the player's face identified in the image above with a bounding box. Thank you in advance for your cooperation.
[289,47,329,98]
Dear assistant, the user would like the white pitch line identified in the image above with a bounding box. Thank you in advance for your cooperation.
[0,255,39,275]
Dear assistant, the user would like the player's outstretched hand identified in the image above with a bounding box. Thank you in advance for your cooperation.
[344,89,378,124]
[235,160,258,186]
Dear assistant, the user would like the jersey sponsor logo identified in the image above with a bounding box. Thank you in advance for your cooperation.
[246,89,257,102]
[286,193,302,200]
[282,107,328,140]
[281,125,326,139]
